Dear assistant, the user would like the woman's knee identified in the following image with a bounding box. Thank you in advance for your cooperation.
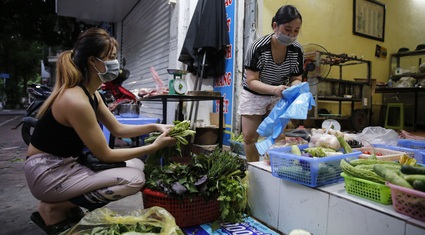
[126,158,144,170]
[243,133,259,145]
[125,169,145,189]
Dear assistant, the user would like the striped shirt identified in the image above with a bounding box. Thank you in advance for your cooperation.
[243,33,304,95]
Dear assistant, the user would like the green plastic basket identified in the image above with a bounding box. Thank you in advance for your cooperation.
[341,172,392,205]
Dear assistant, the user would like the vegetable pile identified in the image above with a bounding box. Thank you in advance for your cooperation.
[144,147,249,225]
[292,136,352,158]
[273,143,354,187]
[340,154,425,192]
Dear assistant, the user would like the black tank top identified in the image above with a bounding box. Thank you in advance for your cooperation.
[30,85,98,157]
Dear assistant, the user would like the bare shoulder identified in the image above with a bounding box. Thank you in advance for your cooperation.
[53,87,94,118]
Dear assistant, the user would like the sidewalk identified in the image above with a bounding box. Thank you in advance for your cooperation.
[0,108,26,115]
[0,111,143,234]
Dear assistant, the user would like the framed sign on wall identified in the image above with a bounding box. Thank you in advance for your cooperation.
[353,0,386,42]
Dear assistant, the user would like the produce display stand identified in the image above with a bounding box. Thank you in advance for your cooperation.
[141,94,224,148]
[247,161,425,235]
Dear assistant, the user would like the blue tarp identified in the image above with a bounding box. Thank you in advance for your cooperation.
[256,82,316,155]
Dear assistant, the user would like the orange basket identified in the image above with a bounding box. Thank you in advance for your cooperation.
[141,188,220,228]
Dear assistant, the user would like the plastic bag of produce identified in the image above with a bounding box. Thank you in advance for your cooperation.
[62,206,183,235]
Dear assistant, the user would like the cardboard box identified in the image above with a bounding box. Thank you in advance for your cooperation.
[209,112,224,128]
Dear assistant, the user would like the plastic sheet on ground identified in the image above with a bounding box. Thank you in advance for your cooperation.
[256,82,316,155]
[61,206,183,235]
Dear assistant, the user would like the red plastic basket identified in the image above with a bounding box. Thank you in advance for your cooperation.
[141,188,220,228]
[386,182,425,222]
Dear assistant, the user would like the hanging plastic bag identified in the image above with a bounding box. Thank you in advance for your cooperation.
[150,67,165,90]
[256,82,316,155]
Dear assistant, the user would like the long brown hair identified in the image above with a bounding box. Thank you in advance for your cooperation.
[37,28,118,117]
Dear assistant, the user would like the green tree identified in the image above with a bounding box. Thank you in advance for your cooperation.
[0,0,94,108]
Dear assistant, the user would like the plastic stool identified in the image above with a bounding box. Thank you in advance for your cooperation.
[385,103,404,130]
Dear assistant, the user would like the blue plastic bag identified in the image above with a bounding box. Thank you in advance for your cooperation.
[256,82,316,155]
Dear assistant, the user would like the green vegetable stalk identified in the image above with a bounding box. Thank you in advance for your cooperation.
[373,164,413,188]
[144,120,196,165]
[230,132,244,142]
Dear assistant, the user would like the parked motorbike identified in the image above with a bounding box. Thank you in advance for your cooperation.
[19,59,138,146]
[99,58,138,114]
[12,83,52,145]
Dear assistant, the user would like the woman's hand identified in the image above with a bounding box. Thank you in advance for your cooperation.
[153,129,177,148]
[156,124,173,133]
[273,85,288,97]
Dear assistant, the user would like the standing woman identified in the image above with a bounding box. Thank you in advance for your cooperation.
[238,5,304,162]
[25,28,176,234]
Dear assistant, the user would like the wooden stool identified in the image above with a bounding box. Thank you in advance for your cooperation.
[384,103,404,130]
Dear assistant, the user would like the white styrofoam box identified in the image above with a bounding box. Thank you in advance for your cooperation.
[278,180,329,235]
[327,195,405,235]
[248,163,280,230]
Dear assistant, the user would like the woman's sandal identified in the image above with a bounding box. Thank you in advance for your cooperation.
[66,207,85,223]
[30,212,71,235]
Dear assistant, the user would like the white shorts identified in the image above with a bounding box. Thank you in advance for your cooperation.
[237,89,281,115]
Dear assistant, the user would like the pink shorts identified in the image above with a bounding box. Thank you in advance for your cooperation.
[24,153,145,202]
[237,89,281,115]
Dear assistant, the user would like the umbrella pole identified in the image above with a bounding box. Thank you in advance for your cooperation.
[190,51,207,132]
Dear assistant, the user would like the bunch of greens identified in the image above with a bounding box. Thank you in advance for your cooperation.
[205,148,249,226]
[83,222,161,234]
[144,120,196,165]
[144,147,249,225]
[144,162,210,198]
[230,132,244,142]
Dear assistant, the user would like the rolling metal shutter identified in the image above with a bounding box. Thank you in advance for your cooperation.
[121,0,172,121]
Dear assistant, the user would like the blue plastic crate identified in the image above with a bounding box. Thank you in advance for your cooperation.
[374,143,425,164]
[398,139,425,150]
[229,140,245,156]
[266,145,360,187]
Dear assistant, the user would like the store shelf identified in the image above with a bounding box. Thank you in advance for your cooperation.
[391,72,425,80]
[392,49,425,58]
[308,51,372,131]
[316,96,362,102]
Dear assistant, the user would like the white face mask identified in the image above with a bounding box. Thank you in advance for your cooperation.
[275,32,297,46]
[93,58,120,83]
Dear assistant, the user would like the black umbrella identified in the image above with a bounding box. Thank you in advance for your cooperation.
[178,0,230,81]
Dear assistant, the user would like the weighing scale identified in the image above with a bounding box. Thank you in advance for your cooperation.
[167,69,188,95]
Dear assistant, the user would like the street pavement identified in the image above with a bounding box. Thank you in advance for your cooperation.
[0,109,143,234]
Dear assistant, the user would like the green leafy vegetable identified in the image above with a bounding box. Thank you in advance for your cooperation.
[230,132,244,142]
[144,120,196,165]
[144,147,249,225]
